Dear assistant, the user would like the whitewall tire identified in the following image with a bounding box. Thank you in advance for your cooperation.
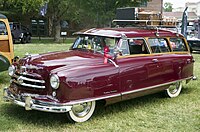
[165,81,182,98]
[67,101,96,123]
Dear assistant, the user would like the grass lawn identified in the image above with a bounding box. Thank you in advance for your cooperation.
[0,43,200,131]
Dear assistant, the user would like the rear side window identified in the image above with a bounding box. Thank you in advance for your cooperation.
[128,38,149,54]
[148,38,170,53]
[170,38,187,52]
[0,21,7,35]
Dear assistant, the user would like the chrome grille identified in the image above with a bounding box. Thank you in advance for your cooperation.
[12,74,46,89]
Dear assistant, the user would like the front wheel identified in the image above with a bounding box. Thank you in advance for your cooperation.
[26,35,31,43]
[165,81,182,98]
[67,101,96,123]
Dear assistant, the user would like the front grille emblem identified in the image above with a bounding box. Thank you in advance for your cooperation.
[20,66,27,75]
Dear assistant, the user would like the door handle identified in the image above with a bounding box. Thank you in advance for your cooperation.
[152,59,158,63]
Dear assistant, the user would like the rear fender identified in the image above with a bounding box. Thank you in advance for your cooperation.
[0,54,10,72]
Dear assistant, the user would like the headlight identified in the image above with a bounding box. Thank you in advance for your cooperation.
[50,74,60,89]
[8,65,15,76]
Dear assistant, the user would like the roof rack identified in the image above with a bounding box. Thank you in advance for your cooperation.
[112,19,178,28]
[112,19,180,37]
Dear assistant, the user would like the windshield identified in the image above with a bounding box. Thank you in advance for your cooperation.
[72,36,118,54]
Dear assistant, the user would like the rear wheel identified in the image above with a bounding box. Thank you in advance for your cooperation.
[67,101,96,123]
[165,81,182,98]
[26,35,31,43]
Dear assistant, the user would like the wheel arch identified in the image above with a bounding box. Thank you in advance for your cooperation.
[0,54,10,72]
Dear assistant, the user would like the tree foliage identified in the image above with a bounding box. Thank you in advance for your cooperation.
[73,0,150,27]
[164,2,173,12]
[0,0,150,42]
[0,0,46,14]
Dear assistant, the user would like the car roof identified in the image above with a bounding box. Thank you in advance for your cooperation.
[75,27,184,38]
[0,14,7,19]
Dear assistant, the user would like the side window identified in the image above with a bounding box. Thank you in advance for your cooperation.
[128,38,149,54]
[118,39,130,56]
[169,38,187,52]
[0,21,7,35]
[148,38,170,53]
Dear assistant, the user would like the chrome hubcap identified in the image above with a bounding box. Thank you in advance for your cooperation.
[71,102,92,117]
[168,82,180,94]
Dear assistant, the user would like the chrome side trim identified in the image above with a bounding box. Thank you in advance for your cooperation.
[64,93,121,105]
[63,76,193,105]
[122,76,193,95]
[122,81,171,95]
[36,93,122,106]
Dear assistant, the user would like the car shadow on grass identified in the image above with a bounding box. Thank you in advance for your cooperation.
[181,86,197,95]
[94,92,164,116]
[1,103,69,126]
[94,86,196,119]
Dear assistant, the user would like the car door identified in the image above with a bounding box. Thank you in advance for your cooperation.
[117,38,168,100]
[147,38,176,83]
[0,19,14,72]
[169,37,194,80]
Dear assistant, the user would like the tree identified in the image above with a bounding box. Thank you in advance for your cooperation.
[73,0,151,28]
[164,2,173,12]
[46,0,151,42]
[0,0,46,14]
[1,0,150,42]
[47,0,78,42]
[0,0,46,22]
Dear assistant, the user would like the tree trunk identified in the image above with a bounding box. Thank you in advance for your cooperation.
[53,18,61,43]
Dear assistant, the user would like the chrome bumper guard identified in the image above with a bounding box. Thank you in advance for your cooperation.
[192,76,197,80]
[3,88,72,113]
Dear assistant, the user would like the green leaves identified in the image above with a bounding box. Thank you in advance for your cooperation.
[164,2,173,12]
[0,0,46,14]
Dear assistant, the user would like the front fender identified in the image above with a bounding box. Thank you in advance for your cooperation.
[55,63,120,103]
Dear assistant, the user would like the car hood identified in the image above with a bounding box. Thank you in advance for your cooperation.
[21,49,103,72]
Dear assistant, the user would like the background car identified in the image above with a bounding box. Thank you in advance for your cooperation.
[187,37,200,52]
[0,14,14,72]
[9,22,31,44]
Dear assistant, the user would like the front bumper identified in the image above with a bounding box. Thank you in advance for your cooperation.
[3,88,72,113]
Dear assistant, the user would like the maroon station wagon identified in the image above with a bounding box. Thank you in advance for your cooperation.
[4,27,194,123]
